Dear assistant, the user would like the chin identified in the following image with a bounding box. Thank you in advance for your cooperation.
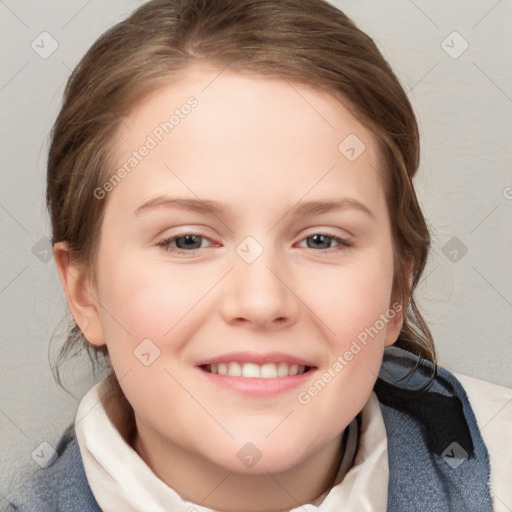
[205,434,316,475]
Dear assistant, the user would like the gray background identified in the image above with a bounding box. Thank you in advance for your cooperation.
[1,0,511,500]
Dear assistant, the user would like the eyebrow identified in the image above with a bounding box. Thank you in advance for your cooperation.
[133,196,231,216]
[133,195,376,220]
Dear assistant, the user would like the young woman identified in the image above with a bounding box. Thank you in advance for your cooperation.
[7,0,511,510]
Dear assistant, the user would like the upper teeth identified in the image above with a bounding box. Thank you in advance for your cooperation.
[207,362,307,378]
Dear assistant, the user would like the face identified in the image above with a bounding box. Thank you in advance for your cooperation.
[70,64,403,477]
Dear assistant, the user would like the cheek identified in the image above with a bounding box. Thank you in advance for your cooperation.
[296,269,394,445]
[98,253,205,338]
[95,254,225,405]
[308,248,395,346]
[95,259,204,425]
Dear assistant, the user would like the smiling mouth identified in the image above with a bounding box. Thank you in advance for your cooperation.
[200,361,314,378]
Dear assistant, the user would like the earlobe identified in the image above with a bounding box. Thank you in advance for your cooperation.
[384,257,413,347]
[383,300,406,347]
[53,242,106,347]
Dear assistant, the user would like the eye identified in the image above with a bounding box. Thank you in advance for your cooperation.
[297,232,352,253]
[156,231,351,256]
[157,233,217,254]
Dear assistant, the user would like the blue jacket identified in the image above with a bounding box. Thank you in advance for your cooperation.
[5,347,493,511]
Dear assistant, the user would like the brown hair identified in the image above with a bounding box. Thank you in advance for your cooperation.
[48,0,434,387]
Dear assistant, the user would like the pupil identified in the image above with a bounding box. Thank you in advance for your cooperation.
[177,235,201,250]
[309,234,330,249]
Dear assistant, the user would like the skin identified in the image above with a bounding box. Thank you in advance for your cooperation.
[54,63,405,512]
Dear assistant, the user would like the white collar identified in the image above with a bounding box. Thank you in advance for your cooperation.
[75,379,388,511]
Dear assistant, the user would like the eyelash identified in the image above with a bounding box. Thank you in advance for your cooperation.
[156,231,352,255]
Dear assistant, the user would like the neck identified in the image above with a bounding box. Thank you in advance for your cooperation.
[132,424,345,512]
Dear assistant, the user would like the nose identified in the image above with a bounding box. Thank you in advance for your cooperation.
[220,244,300,330]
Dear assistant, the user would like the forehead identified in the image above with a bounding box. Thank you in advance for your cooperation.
[115,63,377,147]
[106,63,386,220]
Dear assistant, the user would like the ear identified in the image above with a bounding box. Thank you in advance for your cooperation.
[53,241,106,347]
[383,299,406,347]
[383,258,413,347]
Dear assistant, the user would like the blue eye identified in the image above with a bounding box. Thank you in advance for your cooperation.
[157,234,214,254]
[156,231,351,255]
[297,233,351,253]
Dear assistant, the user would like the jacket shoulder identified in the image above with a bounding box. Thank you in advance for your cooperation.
[376,347,495,511]
[5,424,101,512]
[453,372,512,512]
